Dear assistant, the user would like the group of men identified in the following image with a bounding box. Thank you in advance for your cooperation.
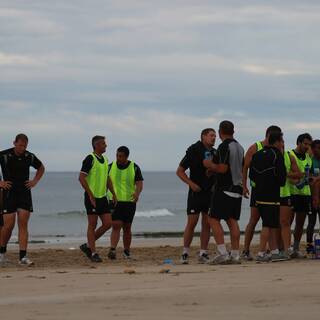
[1,125,320,266]
[178,121,320,264]
[0,134,143,265]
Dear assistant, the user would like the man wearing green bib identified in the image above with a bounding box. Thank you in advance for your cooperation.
[107,146,143,260]
[289,133,313,258]
[306,139,320,252]
[79,136,117,263]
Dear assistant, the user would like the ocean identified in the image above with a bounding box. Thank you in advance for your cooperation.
[10,172,260,243]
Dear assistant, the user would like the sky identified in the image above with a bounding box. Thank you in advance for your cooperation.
[0,0,320,171]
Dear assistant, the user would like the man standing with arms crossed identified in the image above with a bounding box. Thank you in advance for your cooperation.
[107,146,143,260]
[289,133,313,258]
[177,128,218,264]
[0,134,45,266]
[204,121,244,264]
[79,135,117,263]
[242,126,282,260]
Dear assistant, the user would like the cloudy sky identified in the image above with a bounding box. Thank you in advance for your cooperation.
[1,0,319,171]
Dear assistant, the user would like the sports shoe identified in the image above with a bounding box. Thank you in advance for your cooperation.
[0,253,8,266]
[198,253,210,264]
[241,250,253,261]
[256,253,271,263]
[80,243,92,258]
[210,254,231,265]
[180,253,189,265]
[230,255,241,265]
[107,249,117,260]
[306,243,315,254]
[271,253,288,262]
[289,249,306,259]
[90,253,103,263]
[123,250,133,260]
[19,257,34,266]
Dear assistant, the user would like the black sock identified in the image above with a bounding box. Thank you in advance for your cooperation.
[0,246,7,254]
[124,249,130,255]
[19,250,27,260]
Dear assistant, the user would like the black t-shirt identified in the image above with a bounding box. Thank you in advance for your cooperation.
[216,138,244,194]
[180,141,218,191]
[108,161,144,182]
[80,154,106,175]
[0,148,42,190]
[293,150,306,161]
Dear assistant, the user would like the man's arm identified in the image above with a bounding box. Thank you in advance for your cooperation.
[287,154,303,182]
[133,180,143,203]
[176,166,201,192]
[275,153,287,187]
[242,144,257,198]
[25,164,45,189]
[107,177,118,204]
[79,172,96,208]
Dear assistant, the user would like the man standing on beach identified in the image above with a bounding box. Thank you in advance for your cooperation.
[107,146,143,260]
[249,132,287,262]
[306,139,320,253]
[204,121,244,264]
[79,136,117,263]
[241,125,282,260]
[177,128,218,264]
[289,133,313,258]
[0,134,45,266]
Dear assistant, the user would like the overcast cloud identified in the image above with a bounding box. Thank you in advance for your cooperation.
[0,0,319,171]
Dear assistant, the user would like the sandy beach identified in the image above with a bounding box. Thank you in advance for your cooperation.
[1,240,320,320]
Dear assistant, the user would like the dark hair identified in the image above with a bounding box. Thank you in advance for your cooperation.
[296,133,312,145]
[15,133,28,143]
[117,146,130,157]
[91,135,105,149]
[268,132,283,145]
[219,120,234,135]
[201,128,215,141]
[312,139,320,149]
[266,125,282,137]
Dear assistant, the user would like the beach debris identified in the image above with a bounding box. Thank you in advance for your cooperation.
[124,268,136,274]
[159,268,170,274]
[163,258,174,265]
[69,247,76,250]
[26,275,46,280]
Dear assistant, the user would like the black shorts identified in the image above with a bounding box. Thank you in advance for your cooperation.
[2,189,33,214]
[257,204,280,228]
[280,196,292,207]
[187,189,211,215]
[84,193,110,215]
[111,202,136,223]
[250,188,257,208]
[0,214,3,227]
[291,195,311,213]
[209,189,242,221]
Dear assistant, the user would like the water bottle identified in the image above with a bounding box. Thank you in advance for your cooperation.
[204,151,212,161]
[314,167,320,177]
[314,234,320,259]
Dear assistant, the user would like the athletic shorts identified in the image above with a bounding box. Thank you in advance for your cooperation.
[257,204,280,228]
[84,193,110,215]
[291,195,311,213]
[209,189,242,221]
[0,214,3,227]
[187,189,211,215]
[280,196,292,207]
[111,202,136,223]
[250,187,257,208]
[2,189,33,214]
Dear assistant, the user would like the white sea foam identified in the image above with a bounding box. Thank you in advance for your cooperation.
[135,209,175,218]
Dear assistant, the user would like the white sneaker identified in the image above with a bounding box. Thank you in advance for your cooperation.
[210,254,231,265]
[0,253,8,266]
[198,253,210,264]
[19,257,34,266]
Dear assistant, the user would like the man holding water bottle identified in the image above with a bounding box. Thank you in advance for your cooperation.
[177,128,218,264]
[306,139,320,253]
[289,133,313,258]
